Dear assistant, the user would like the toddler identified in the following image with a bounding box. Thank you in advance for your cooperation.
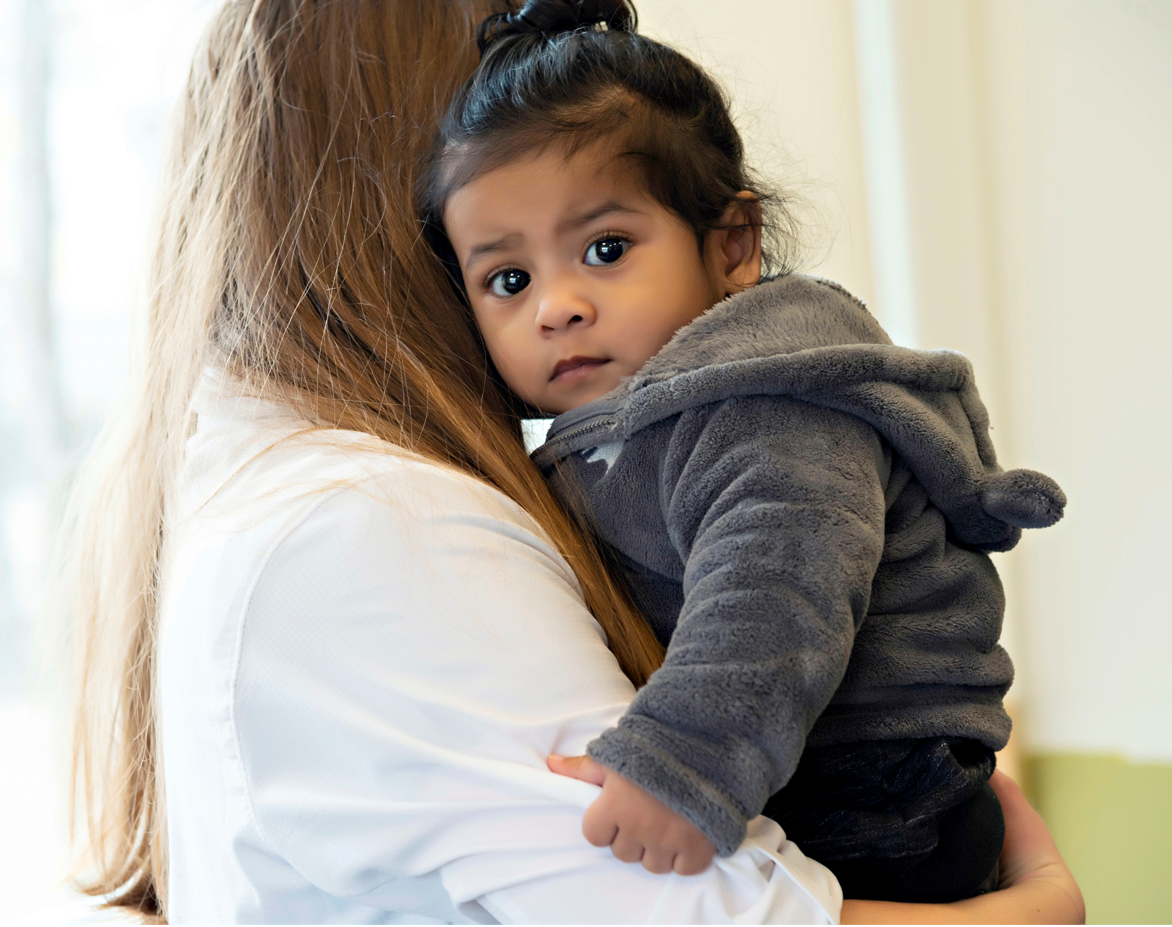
[421,0,1065,903]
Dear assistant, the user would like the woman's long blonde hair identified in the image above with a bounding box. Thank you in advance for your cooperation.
[66,0,664,919]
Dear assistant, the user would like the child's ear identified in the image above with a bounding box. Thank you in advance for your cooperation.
[706,192,763,297]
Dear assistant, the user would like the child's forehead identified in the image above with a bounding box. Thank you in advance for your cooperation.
[445,139,655,230]
[482,133,639,186]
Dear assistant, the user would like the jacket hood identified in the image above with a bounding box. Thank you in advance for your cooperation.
[536,274,1064,551]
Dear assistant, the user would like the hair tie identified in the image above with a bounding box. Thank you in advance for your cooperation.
[476,1,636,57]
[476,11,530,55]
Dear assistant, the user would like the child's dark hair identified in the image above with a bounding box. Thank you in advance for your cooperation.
[420,0,801,278]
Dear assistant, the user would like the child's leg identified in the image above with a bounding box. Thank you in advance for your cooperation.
[764,737,1003,903]
[824,780,1004,902]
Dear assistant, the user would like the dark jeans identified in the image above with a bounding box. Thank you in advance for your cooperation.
[763,737,1004,903]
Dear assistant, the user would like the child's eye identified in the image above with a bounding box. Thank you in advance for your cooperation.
[488,268,531,297]
[585,237,630,266]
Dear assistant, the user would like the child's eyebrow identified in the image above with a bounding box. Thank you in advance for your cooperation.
[463,202,643,272]
[558,201,642,234]
[465,233,523,271]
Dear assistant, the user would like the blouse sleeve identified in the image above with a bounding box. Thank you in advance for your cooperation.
[231,458,842,924]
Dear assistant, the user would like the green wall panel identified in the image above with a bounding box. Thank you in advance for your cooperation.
[1028,753,1172,924]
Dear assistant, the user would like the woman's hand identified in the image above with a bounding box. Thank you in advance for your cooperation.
[986,770,1085,919]
[841,770,1085,924]
[548,754,716,876]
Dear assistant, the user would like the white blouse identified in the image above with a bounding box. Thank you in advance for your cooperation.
[157,371,842,924]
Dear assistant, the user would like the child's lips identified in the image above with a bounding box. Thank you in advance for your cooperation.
[550,356,610,383]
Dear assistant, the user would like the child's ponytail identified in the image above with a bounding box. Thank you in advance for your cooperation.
[477,0,636,54]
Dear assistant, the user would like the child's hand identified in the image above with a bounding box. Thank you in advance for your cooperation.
[547,754,716,876]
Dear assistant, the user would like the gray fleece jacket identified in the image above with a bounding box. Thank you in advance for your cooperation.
[531,274,1065,857]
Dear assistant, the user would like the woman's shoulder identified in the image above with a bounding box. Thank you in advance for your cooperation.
[181,367,541,535]
[164,369,586,689]
[160,386,642,923]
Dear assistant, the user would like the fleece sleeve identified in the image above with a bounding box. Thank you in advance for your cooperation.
[587,395,888,856]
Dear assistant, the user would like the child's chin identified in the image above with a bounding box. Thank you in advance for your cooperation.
[566,387,616,412]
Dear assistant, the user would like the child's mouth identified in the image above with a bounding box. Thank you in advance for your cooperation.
[551,356,610,383]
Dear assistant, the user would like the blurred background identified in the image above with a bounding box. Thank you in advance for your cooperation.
[0,0,1168,923]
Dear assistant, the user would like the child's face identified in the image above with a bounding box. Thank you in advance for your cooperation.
[444,144,756,414]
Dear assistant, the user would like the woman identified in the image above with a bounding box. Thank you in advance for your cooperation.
[65,0,1084,922]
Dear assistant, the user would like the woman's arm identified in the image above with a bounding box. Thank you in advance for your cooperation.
[842,772,1085,924]
[228,458,841,923]
[546,759,1084,925]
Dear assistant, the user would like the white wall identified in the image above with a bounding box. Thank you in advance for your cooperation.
[983,0,1172,761]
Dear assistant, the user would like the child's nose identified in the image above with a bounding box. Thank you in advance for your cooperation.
[534,282,596,332]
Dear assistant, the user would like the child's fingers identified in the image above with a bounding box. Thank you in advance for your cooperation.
[673,838,715,876]
[673,852,712,876]
[641,847,676,875]
[581,802,619,848]
[610,830,645,864]
[547,753,607,786]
